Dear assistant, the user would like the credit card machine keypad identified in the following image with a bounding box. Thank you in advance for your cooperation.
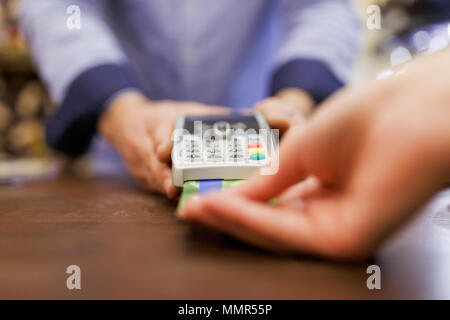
[172,113,277,187]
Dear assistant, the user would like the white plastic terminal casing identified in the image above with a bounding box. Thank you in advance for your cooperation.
[171,113,277,187]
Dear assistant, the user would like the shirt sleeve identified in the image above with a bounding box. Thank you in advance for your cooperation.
[271,0,362,103]
[19,0,141,156]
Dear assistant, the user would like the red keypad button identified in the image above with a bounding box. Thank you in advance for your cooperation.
[248,142,262,149]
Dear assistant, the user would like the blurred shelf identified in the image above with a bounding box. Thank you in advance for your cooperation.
[0,47,34,73]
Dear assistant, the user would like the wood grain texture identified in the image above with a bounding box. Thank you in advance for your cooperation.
[0,175,449,299]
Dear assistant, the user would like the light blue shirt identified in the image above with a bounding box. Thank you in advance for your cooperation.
[19,0,360,166]
[21,0,360,106]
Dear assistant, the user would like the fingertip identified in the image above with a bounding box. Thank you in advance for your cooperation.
[177,194,203,220]
[179,191,227,219]
[253,102,265,113]
[267,117,290,135]
[166,185,179,200]
[164,179,176,198]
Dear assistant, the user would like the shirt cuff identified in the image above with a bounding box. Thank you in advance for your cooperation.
[45,64,141,156]
[270,58,344,104]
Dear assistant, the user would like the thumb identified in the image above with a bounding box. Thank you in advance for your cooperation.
[255,98,291,135]
[232,125,309,201]
[153,121,175,163]
[262,110,291,135]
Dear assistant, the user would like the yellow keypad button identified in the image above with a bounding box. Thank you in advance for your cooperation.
[248,147,264,155]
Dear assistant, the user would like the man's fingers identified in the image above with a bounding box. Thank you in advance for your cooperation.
[155,162,178,198]
[150,120,175,163]
[255,99,292,134]
[256,98,307,132]
[151,165,178,199]
[145,138,178,198]
[263,113,291,135]
[184,105,230,116]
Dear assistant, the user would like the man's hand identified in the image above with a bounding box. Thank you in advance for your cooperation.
[178,51,450,260]
[254,88,315,135]
[99,91,229,198]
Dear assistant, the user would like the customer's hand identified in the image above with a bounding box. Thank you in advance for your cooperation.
[99,91,229,198]
[254,88,314,135]
[178,51,450,260]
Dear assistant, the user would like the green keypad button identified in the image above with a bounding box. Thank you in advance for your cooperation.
[250,154,266,160]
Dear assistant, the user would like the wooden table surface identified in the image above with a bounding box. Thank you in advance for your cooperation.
[1,175,450,299]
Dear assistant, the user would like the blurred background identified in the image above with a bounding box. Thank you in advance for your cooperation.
[0,0,449,183]
[0,0,57,184]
